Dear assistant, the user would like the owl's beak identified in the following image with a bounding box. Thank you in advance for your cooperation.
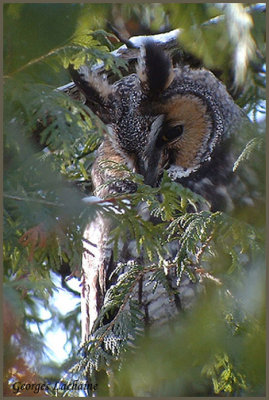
[143,148,163,187]
[143,115,165,187]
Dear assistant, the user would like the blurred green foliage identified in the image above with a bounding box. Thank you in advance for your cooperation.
[3,3,265,397]
[107,261,265,396]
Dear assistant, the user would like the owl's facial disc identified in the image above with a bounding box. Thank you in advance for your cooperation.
[157,94,219,180]
[143,93,220,185]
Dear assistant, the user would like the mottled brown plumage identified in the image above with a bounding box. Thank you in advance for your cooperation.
[69,41,247,342]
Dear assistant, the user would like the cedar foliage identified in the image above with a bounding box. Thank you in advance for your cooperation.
[3,3,265,397]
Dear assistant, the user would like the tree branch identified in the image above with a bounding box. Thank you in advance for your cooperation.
[4,193,64,207]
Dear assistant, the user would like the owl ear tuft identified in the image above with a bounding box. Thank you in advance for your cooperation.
[68,64,113,123]
[137,41,174,96]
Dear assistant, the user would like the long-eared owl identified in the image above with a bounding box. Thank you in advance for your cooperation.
[69,40,247,342]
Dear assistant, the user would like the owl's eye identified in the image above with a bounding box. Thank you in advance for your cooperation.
[162,125,184,142]
[156,125,184,148]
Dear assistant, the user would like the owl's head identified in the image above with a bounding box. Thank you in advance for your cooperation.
[69,42,242,188]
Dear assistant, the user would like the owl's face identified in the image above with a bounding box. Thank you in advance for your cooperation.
[69,42,241,189]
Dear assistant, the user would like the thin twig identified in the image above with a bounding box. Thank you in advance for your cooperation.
[4,44,80,77]
[107,22,138,49]
[4,193,64,207]
[195,229,215,265]
[201,272,222,286]
[82,247,95,258]
[82,237,98,248]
